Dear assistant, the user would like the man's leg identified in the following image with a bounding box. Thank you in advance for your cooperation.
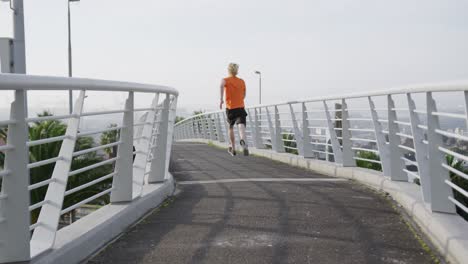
[238,123,246,141]
[229,126,236,150]
[238,123,249,156]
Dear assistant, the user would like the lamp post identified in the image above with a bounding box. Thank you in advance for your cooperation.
[68,0,80,113]
[9,0,27,73]
[255,71,261,104]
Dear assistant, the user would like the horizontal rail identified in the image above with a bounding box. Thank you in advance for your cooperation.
[445,180,468,198]
[65,172,116,196]
[77,126,124,137]
[81,109,127,117]
[0,120,17,126]
[73,142,122,157]
[28,156,63,169]
[0,73,178,95]
[352,147,379,153]
[432,112,466,119]
[28,178,54,191]
[68,157,118,176]
[0,144,14,152]
[353,157,382,164]
[441,163,468,181]
[403,169,420,179]
[26,114,77,122]
[27,135,68,147]
[61,188,113,215]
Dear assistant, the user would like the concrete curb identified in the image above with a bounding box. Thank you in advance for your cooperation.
[181,139,468,264]
[32,174,176,264]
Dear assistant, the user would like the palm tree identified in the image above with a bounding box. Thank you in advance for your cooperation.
[1,111,113,223]
[100,124,120,158]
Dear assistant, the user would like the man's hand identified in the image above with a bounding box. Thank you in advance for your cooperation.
[219,100,224,110]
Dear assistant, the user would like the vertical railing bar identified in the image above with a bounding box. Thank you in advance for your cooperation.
[30,90,86,256]
[0,89,30,263]
[407,93,432,204]
[341,99,355,166]
[368,96,390,174]
[323,100,343,164]
[426,92,456,213]
[387,95,408,181]
[110,91,134,203]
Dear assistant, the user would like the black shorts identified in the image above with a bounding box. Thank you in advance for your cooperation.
[226,108,248,128]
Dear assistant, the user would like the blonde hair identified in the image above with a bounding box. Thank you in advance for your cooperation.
[228,63,239,76]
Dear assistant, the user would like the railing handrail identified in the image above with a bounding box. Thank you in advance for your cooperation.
[177,80,468,124]
[0,73,178,95]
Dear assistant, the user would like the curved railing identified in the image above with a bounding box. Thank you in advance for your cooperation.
[0,74,178,262]
[174,82,468,221]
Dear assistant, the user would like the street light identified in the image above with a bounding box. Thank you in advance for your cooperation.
[254,71,262,105]
[68,0,80,113]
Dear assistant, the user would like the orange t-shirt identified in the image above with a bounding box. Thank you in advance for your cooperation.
[224,76,246,109]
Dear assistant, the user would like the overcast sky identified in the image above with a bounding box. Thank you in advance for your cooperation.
[1,0,468,114]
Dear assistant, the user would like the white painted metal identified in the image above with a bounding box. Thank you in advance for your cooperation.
[369,97,391,175]
[0,90,30,263]
[323,101,343,164]
[148,95,170,183]
[407,93,432,204]
[0,74,178,263]
[174,82,468,219]
[426,92,456,213]
[387,95,408,181]
[340,99,355,166]
[289,104,304,156]
[30,90,86,257]
[111,92,134,203]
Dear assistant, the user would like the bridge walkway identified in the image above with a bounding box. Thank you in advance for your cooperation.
[89,142,435,264]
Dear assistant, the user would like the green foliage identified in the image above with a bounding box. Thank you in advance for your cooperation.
[193,110,205,115]
[175,116,185,124]
[282,133,298,155]
[1,111,113,223]
[355,151,382,171]
[100,124,120,158]
[446,155,468,220]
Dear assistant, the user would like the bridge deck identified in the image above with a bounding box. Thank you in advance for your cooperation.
[90,142,435,264]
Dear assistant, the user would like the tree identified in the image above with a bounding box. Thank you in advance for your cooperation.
[1,111,113,223]
[175,116,185,124]
[100,124,120,158]
[446,155,468,220]
[355,151,382,171]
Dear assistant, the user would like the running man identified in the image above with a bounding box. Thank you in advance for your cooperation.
[219,63,249,156]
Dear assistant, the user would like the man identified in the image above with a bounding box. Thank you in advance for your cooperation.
[219,63,249,156]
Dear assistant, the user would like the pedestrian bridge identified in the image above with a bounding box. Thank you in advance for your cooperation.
[0,74,467,264]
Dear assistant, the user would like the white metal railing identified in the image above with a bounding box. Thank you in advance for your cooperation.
[0,74,178,263]
[174,82,468,222]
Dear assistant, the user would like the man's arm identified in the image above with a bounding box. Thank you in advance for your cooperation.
[219,79,225,109]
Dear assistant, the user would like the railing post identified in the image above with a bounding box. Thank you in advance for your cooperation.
[289,104,304,156]
[323,100,343,164]
[207,114,216,141]
[148,94,170,183]
[200,116,208,139]
[368,97,391,174]
[273,106,285,153]
[387,95,407,181]
[301,103,314,157]
[221,112,230,144]
[111,91,134,203]
[132,94,159,198]
[407,93,431,204]
[164,96,178,176]
[266,107,277,151]
[248,109,263,148]
[0,90,30,263]
[31,90,86,255]
[341,99,355,166]
[215,113,225,142]
[426,92,456,213]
